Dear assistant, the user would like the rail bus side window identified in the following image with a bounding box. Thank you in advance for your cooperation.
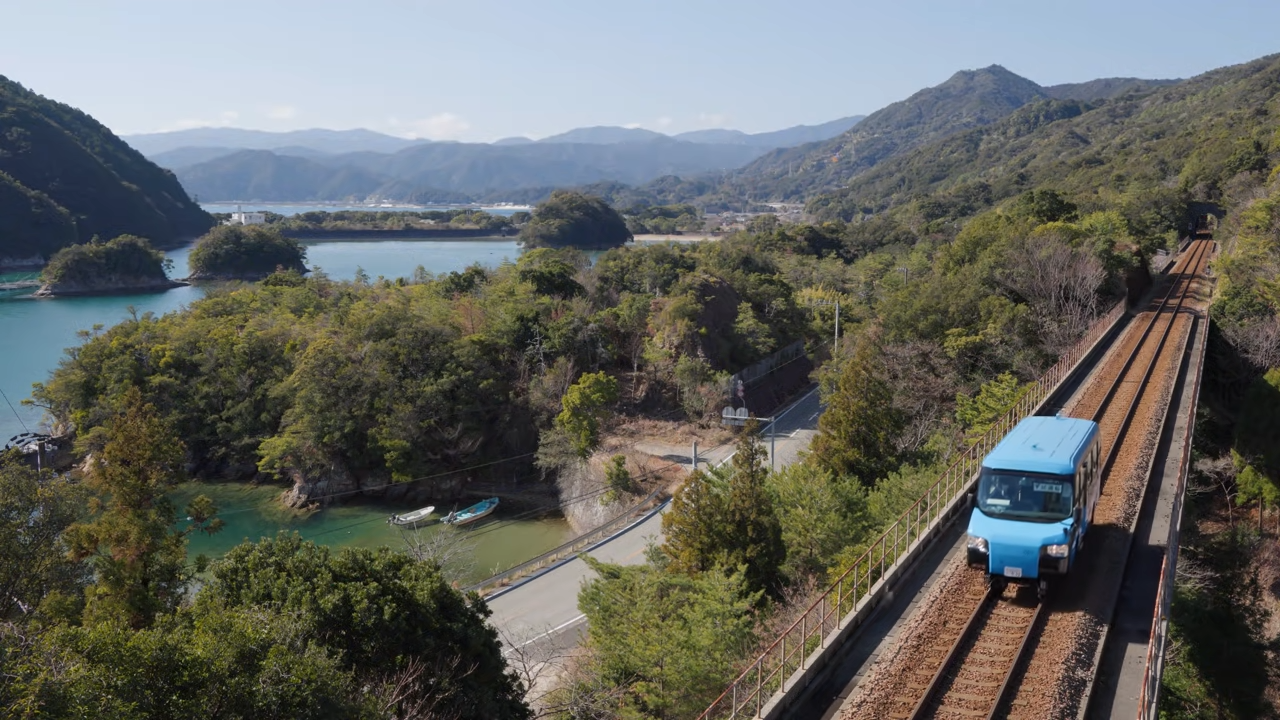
[1076,465,1085,508]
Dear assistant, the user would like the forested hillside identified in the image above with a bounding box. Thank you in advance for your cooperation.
[0,75,212,263]
[807,53,1280,221]
[730,65,1050,200]
[586,68,1181,209]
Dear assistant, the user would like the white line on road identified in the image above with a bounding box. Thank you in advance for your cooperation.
[502,613,587,656]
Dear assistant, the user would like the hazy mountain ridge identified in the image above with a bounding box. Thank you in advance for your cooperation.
[126,127,423,156]
[0,75,212,262]
[804,54,1280,220]
[172,138,772,202]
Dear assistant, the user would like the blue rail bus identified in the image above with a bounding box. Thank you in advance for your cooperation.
[966,415,1102,596]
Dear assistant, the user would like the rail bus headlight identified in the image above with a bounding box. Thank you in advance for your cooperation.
[1044,543,1070,558]
[967,535,989,553]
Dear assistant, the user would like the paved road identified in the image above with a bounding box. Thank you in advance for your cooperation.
[488,386,823,664]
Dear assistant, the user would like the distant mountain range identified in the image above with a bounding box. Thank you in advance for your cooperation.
[129,117,867,203]
[126,116,866,160]
[123,70,1182,207]
[168,139,775,203]
[528,117,865,148]
[125,127,424,156]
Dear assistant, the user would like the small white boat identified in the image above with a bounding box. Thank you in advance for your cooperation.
[441,497,499,526]
[388,505,435,526]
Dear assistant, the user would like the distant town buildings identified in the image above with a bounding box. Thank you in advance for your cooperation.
[224,206,266,226]
[227,210,266,226]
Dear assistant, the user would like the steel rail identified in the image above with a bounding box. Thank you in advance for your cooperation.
[903,584,995,719]
[902,240,1208,720]
[903,586,1045,720]
[1086,240,1210,475]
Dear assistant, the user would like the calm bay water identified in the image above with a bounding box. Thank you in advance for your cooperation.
[0,234,569,568]
[172,482,570,584]
[202,203,528,216]
[0,238,523,442]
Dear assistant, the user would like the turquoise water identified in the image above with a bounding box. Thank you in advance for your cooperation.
[173,482,570,583]
[0,236,573,566]
[0,239,520,444]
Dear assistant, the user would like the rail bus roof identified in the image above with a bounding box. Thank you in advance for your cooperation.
[981,415,1098,476]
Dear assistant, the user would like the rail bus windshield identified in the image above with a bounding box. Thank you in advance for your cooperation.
[976,469,1074,522]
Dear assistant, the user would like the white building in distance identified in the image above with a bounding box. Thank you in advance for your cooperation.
[227,210,266,226]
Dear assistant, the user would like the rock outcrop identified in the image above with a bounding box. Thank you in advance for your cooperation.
[33,275,186,297]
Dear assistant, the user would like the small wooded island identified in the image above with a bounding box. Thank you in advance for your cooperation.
[34,235,184,297]
[187,225,308,280]
[520,190,632,249]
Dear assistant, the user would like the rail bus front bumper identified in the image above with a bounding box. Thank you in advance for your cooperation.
[966,543,1070,579]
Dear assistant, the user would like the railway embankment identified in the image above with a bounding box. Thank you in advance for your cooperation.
[823,239,1213,720]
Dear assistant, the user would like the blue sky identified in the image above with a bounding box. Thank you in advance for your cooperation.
[2,0,1277,141]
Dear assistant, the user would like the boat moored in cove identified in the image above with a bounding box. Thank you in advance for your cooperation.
[441,497,499,526]
[388,505,435,526]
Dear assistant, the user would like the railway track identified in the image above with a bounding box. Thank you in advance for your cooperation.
[875,239,1212,720]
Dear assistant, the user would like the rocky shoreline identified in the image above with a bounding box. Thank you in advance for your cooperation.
[33,276,188,297]
[185,267,307,282]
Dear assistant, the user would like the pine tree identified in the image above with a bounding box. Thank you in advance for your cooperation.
[723,426,787,598]
[64,387,209,628]
[809,332,905,485]
[661,467,728,574]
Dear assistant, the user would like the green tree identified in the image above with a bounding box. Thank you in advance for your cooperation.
[955,372,1028,446]
[0,457,88,621]
[555,371,620,458]
[40,234,172,288]
[722,427,787,597]
[661,466,729,575]
[1232,367,1280,527]
[661,428,787,598]
[732,301,776,364]
[6,604,370,720]
[604,454,634,501]
[64,387,216,628]
[188,224,308,279]
[768,463,872,581]
[809,334,905,484]
[673,354,724,421]
[201,534,529,719]
[573,558,759,719]
[519,191,632,250]
[1012,189,1079,224]
[515,247,585,298]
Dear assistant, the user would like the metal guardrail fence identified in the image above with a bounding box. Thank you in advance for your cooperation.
[464,485,667,597]
[1135,308,1209,719]
[698,298,1128,720]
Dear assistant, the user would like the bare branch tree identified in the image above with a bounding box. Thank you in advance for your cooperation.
[498,624,579,717]
[999,233,1107,356]
[376,653,478,720]
[400,525,479,585]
